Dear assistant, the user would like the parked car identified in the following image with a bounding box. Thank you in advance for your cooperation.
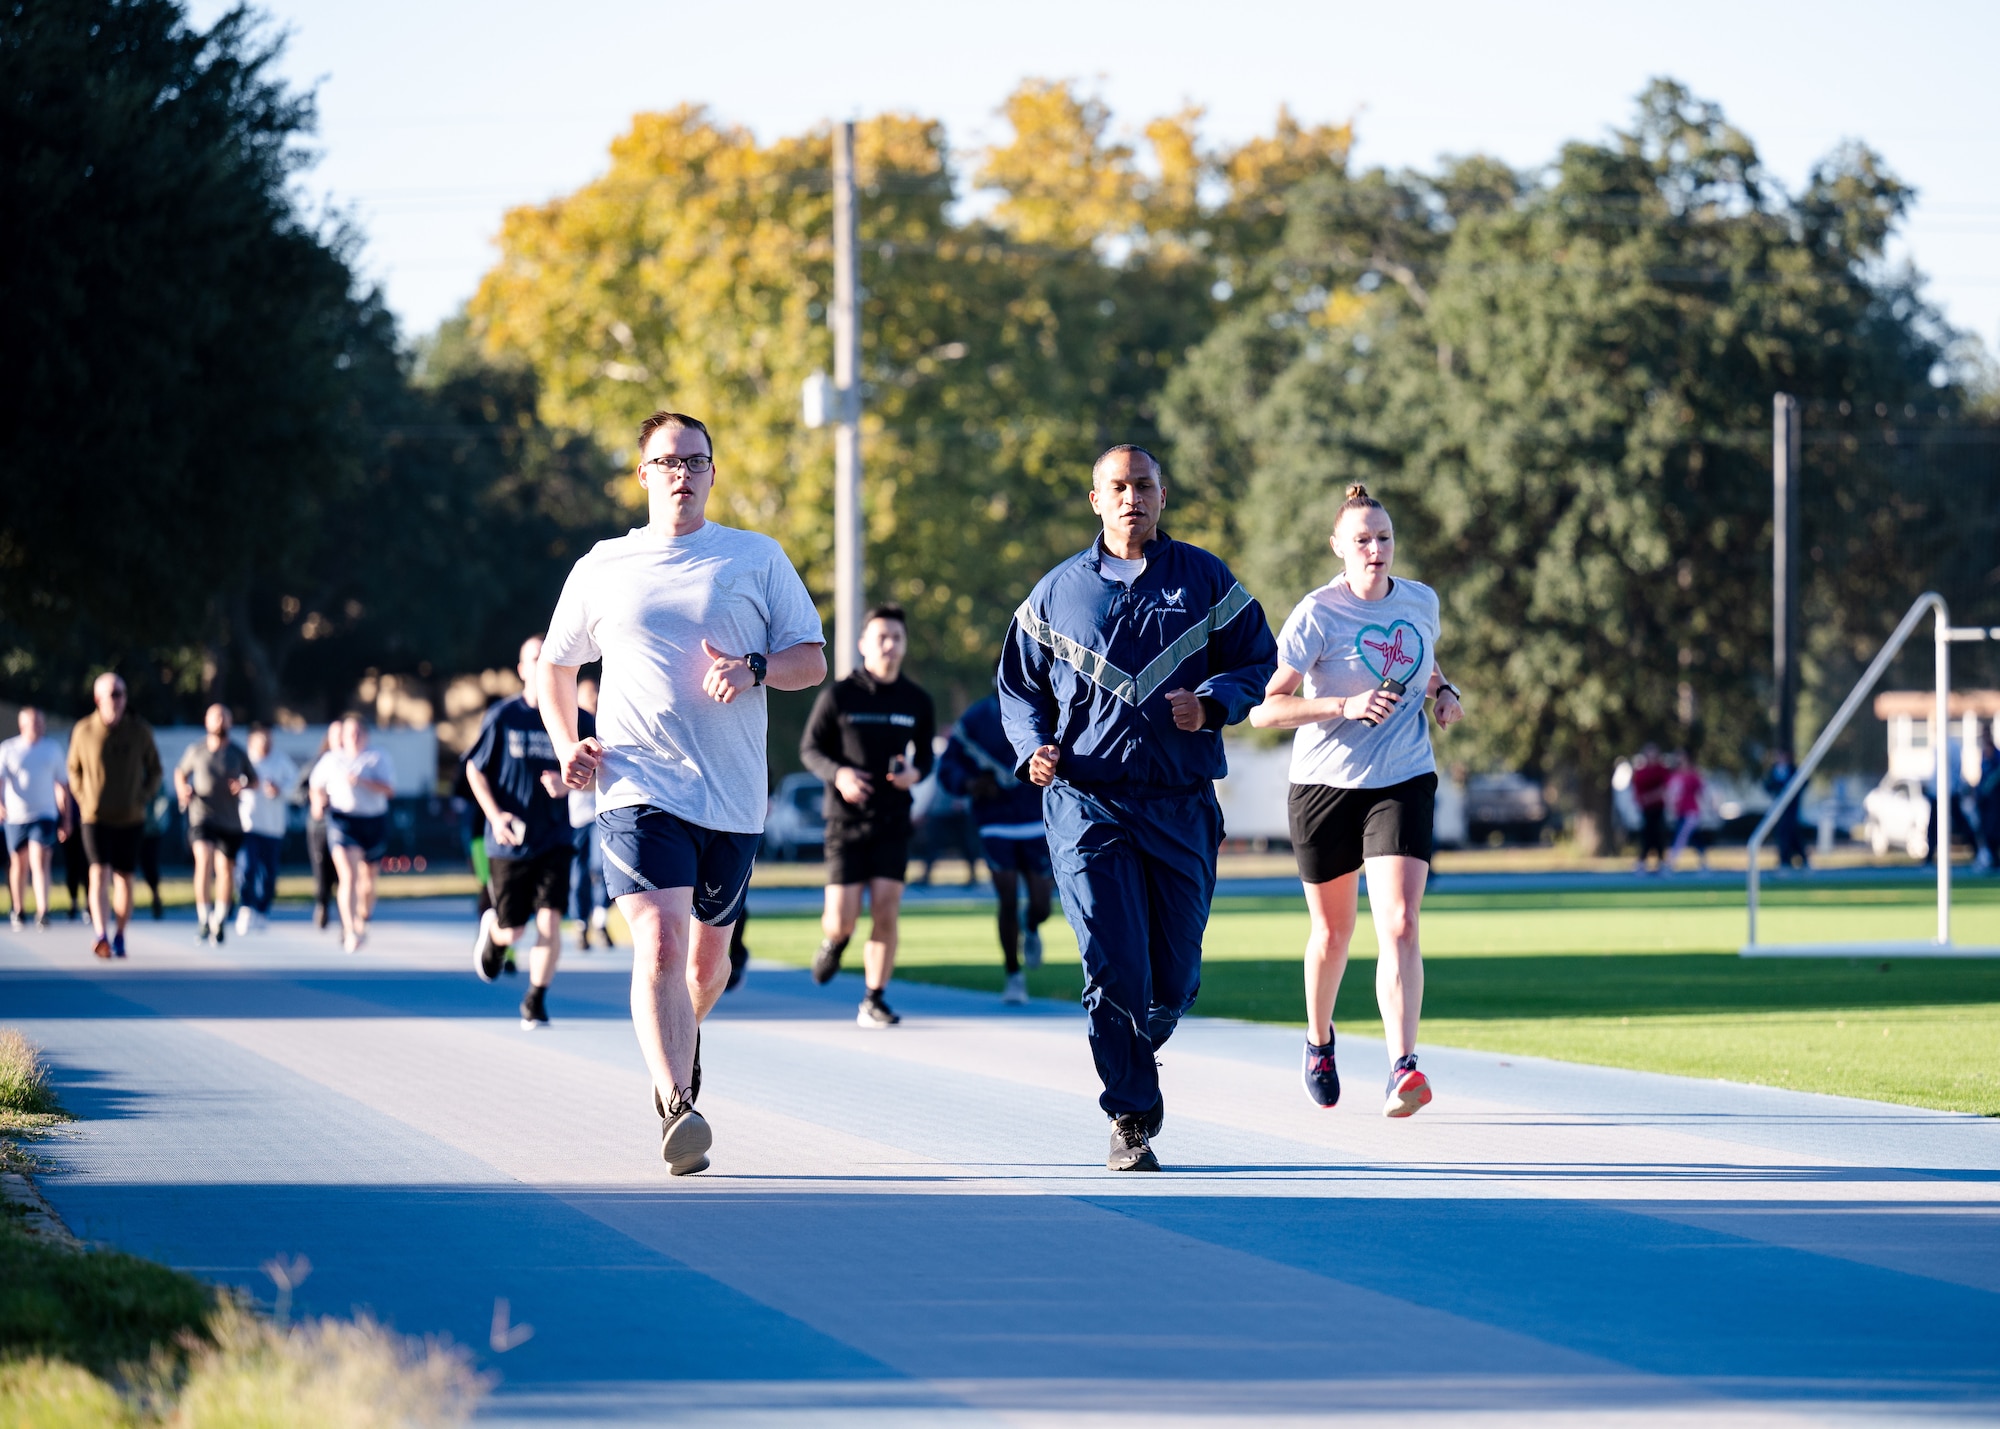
[1465,773,1548,845]
[762,772,826,861]
[1862,776,1931,860]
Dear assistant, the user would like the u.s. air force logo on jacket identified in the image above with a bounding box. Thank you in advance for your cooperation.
[996,532,1278,792]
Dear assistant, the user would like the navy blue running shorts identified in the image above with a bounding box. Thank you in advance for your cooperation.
[597,804,758,926]
[980,831,1052,878]
[5,819,59,854]
[326,811,390,863]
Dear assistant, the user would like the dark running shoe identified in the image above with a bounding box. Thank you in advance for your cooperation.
[655,1086,712,1176]
[725,940,748,993]
[811,938,845,985]
[519,984,549,1031]
[1304,1034,1341,1109]
[111,932,125,958]
[856,994,900,1028]
[1384,1056,1433,1119]
[1107,1113,1160,1172]
[473,908,504,983]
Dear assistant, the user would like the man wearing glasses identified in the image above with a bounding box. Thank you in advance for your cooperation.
[66,673,162,959]
[539,411,825,1176]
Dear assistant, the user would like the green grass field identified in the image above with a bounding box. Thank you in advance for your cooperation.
[746,879,2000,1115]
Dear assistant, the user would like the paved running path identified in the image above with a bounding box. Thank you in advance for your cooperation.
[4,903,1998,1426]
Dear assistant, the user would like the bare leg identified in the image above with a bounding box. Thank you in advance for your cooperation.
[7,848,23,919]
[689,918,733,1020]
[27,843,53,918]
[529,905,562,988]
[1302,870,1362,1042]
[1364,855,1428,1061]
[622,887,698,1099]
[356,858,378,926]
[110,871,132,937]
[862,877,903,992]
[330,844,364,939]
[821,883,863,945]
[88,864,111,940]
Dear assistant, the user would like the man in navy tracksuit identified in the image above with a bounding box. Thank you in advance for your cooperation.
[998,445,1276,1172]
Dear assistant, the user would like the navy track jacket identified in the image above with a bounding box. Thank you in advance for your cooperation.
[997,532,1278,793]
[936,694,1044,829]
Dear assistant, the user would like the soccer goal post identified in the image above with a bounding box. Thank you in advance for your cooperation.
[1742,591,2000,958]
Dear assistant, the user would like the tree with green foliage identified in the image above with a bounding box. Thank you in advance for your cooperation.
[1165,81,1973,848]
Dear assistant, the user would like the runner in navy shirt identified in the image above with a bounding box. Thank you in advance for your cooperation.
[467,635,594,1029]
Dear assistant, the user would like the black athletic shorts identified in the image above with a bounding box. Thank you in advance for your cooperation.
[489,845,572,930]
[825,824,909,885]
[1288,772,1437,884]
[81,821,141,873]
[188,822,244,859]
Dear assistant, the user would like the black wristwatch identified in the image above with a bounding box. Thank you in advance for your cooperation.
[746,651,767,686]
[1435,681,1461,702]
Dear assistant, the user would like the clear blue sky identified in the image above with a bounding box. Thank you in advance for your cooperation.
[191,0,2000,356]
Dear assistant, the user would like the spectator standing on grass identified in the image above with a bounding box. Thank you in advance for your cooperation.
[3,706,72,929]
[1249,483,1466,1119]
[1664,752,1708,873]
[175,703,254,943]
[466,634,591,1030]
[1764,749,1810,871]
[236,725,298,934]
[999,445,1277,1172]
[311,714,395,954]
[937,689,1053,1006]
[802,603,936,1028]
[539,409,826,1176]
[1630,744,1670,874]
[67,673,161,959]
[1973,724,1999,873]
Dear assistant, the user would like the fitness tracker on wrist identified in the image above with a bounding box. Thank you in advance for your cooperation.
[1435,681,1460,701]
[746,652,767,686]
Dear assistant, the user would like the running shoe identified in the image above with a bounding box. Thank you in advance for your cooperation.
[313,902,329,930]
[1383,1056,1432,1118]
[1022,928,1044,969]
[211,910,226,946]
[473,908,504,983]
[111,932,125,958]
[36,913,50,930]
[235,906,254,937]
[654,1086,712,1176]
[92,936,112,960]
[1107,1113,1160,1172]
[9,912,23,930]
[811,938,845,985]
[198,915,212,944]
[1304,1034,1340,1109]
[1001,971,1028,1005]
[856,993,900,1028]
[519,984,549,1031]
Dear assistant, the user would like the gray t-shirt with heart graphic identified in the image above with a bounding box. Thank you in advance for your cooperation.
[1275,574,1440,789]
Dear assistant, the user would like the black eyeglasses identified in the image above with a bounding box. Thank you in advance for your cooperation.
[641,453,713,476]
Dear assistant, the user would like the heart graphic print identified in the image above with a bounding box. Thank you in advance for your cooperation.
[1355,621,1425,683]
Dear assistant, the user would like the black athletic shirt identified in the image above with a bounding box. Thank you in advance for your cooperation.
[800,669,936,838]
[466,695,594,861]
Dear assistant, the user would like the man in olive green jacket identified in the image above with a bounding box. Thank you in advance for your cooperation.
[67,673,161,958]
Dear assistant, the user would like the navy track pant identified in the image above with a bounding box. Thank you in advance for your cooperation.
[1045,781,1221,1116]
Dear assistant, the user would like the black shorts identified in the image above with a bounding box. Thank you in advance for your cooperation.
[489,846,572,929]
[188,822,244,859]
[825,824,909,885]
[1288,773,1437,884]
[81,822,142,873]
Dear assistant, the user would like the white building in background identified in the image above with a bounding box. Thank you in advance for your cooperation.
[1872,691,2000,784]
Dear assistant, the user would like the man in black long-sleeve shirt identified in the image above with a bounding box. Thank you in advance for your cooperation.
[801,603,935,1026]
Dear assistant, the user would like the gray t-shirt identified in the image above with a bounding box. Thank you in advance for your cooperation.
[542,521,824,835]
[177,739,254,831]
[1276,574,1441,789]
[0,735,68,823]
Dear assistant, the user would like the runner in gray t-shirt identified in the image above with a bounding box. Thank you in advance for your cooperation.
[540,410,826,1175]
[174,703,253,944]
[1250,484,1466,1119]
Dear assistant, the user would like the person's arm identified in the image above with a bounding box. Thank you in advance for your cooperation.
[1177,582,1278,732]
[1425,664,1465,728]
[173,751,193,811]
[538,661,605,791]
[800,687,871,805]
[701,638,826,704]
[463,759,523,848]
[1248,665,1397,730]
[997,609,1060,784]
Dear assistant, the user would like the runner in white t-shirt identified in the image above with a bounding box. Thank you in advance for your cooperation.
[1250,484,1466,1118]
[540,411,826,1175]
[3,706,73,929]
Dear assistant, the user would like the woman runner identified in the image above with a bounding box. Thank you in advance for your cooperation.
[1250,484,1465,1116]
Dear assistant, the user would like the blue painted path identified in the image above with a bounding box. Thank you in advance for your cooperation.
[4,904,1998,1425]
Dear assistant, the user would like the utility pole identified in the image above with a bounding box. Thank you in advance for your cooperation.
[1772,393,1802,757]
[831,120,864,679]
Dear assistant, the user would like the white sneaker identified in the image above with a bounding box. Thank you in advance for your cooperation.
[588,906,608,933]
[1022,929,1044,969]
[1002,971,1029,1005]
[235,906,254,937]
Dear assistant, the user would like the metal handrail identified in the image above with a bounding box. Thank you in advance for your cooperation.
[1745,592,1946,948]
